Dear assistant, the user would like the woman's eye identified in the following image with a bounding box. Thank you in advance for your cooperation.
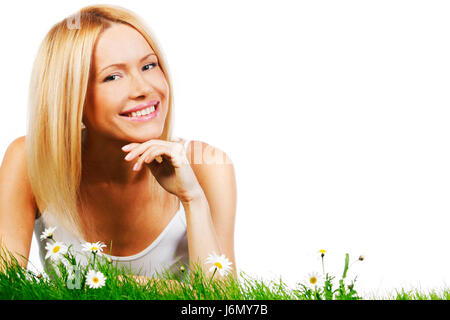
[103,63,157,82]
[103,74,120,82]
[143,63,157,71]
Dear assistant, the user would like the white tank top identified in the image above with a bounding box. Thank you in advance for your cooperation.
[34,138,191,278]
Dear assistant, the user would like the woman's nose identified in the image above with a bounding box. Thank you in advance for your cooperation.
[129,71,153,98]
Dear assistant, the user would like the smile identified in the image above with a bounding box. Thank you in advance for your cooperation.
[119,102,160,122]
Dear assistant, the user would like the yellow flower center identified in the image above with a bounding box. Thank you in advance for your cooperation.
[319,249,326,254]
[214,262,223,269]
[52,246,60,253]
[310,277,317,284]
[91,247,98,251]
[93,277,99,284]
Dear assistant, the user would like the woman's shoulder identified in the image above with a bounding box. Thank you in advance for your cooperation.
[180,138,232,166]
[0,135,38,217]
[2,136,27,167]
[2,136,34,188]
[5,135,26,150]
[2,136,30,179]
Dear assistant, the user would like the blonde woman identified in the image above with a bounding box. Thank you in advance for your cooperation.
[0,5,237,280]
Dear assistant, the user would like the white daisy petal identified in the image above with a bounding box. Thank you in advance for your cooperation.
[304,272,324,288]
[205,252,233,277]
[40,226,57,241]
[81,241,107,255]
[44,241,68,261]
[85,270,107,289]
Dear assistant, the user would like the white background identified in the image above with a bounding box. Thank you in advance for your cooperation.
[1,0,450,298]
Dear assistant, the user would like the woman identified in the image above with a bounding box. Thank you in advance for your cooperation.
[0,5,237,280]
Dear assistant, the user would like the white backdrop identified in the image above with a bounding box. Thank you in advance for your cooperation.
[1,0,450,298]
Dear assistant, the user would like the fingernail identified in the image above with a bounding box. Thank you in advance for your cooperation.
[133,163,140,171]
[125,153,132,160]
[122,145,131,151]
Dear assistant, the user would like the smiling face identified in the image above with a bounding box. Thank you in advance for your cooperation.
[83,23,170,143]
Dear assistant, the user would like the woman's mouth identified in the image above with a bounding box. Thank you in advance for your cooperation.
[119,102,159,122]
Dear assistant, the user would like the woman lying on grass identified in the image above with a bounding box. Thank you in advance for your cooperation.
[0,4,237,288]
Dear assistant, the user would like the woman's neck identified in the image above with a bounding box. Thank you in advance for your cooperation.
[81,130,145,186]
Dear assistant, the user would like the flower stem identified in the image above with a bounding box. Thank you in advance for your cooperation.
[92,252,97,268]
[321,254,325,275]
[209,267,217,284]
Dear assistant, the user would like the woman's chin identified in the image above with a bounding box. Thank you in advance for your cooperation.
[126,131,163,143]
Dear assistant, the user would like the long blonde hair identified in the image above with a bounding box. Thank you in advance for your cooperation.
[26,4,175,239]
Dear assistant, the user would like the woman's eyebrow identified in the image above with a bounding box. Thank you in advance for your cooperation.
[98,53,156,74]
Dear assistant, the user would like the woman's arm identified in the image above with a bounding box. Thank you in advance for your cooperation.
[0,136,37,270]
[183,141,237,278]
[121,139,238,280]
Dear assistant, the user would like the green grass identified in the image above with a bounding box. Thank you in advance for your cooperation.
[1,247,449,300]
[363,287,450,300]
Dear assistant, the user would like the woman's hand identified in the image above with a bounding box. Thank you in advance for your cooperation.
[121,139,203,204]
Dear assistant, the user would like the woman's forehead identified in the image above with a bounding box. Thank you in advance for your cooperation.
[94,23,155,68]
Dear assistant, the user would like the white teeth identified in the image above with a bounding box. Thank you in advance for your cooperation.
[127,105,156,118]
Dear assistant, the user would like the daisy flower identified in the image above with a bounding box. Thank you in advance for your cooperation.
[85,269,107,289]
[205,252,233,276]
[44,241,68,261]
[81,241,107,255]
[305,272,324,288]
[40,226,57,241]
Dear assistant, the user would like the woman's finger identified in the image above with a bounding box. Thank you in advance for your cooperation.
[134,146,165,171]
[123,140,168,161]
[123,141,151,161]
[121,143,140,152]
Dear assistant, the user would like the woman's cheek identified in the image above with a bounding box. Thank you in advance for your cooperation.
[98,84,123,103]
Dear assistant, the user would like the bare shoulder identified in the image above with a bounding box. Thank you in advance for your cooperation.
[0,135,36,268]
[0,135,36,208]
[5,135,26,151]
[181,139,236,205]
[184,140,234,166]
[1,136,27,170]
